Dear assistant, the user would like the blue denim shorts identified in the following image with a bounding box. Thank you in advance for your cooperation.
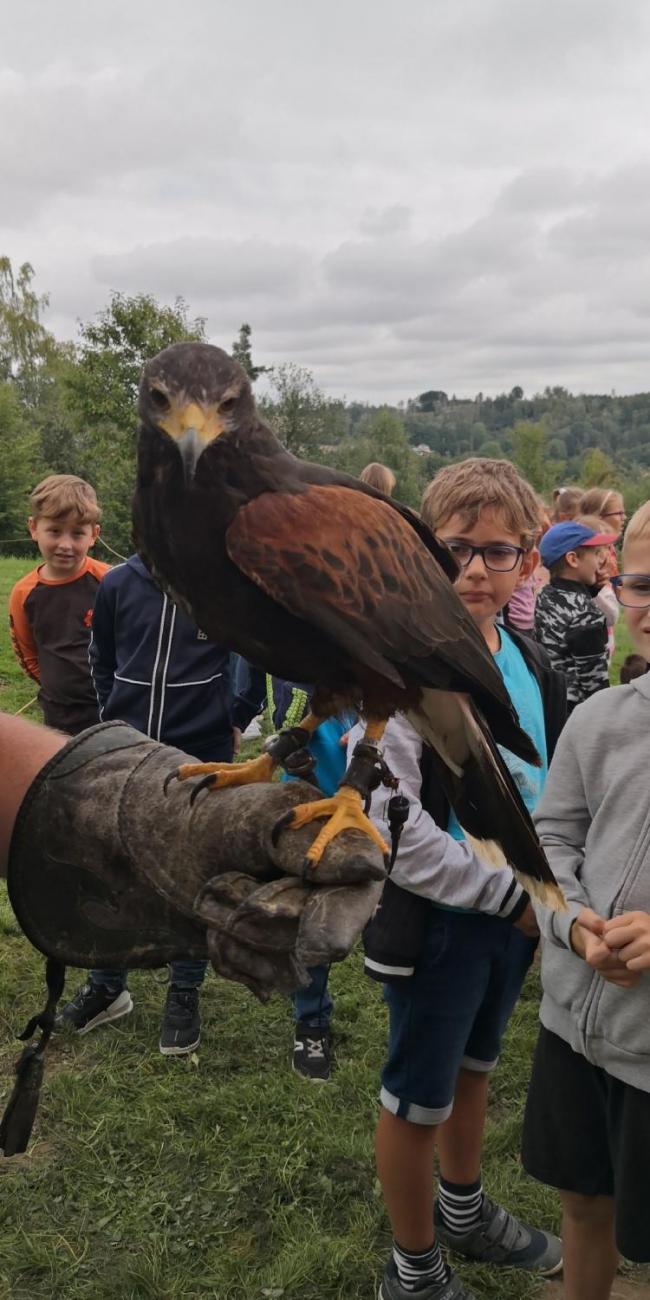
[380,906,535,1125]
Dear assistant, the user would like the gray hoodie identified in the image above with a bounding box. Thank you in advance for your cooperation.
[534,671,650,1092]
[348,714,527,919]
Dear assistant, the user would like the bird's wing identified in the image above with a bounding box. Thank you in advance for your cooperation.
[409,690,563,907]
[226,484,535,757]
[296,459,461,584]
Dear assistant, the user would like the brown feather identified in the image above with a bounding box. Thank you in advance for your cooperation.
[227,484,538,760]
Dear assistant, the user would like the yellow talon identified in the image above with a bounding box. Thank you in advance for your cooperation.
[174,751,276,790]
[288,786,389,866]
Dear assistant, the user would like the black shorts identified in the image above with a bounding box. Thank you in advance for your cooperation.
[522,1025,650,1263]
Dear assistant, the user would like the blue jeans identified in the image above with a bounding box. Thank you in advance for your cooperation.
[90,960,208,993]
[292,964,333,1029]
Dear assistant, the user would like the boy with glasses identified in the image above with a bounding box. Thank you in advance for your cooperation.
[535,517,618,713]
[360,458,566,1300]
[523,500,650,1298]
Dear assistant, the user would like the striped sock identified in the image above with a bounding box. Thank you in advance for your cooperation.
[438,1176,483,1235]
[392,1240,448,1291]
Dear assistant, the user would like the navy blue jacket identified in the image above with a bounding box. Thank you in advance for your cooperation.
[89,556,234,760]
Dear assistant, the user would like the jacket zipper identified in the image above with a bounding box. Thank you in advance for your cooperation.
[147,595,175,739]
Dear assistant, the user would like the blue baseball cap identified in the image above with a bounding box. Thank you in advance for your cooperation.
[540,521,617,569]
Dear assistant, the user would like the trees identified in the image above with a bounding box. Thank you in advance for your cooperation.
[34,341,90,479]
[321,406,424,509]
[231,323,269,381]
[261,363,345,459]
[414,390,448,412]
[581,447,619,488]
[66,293,206,438]
[511,421,547,493]
[1,252,649,550]
[477,439,502,459]
[0,257,50,404]
[0,383,41,540]
[365,408,422,506]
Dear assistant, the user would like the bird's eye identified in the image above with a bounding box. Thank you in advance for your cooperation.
[220,395,237,414]
[150,387,170,410]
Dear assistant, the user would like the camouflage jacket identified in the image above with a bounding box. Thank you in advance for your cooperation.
[534,578,609,709]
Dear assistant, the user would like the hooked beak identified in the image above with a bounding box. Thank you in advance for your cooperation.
[177,427,204,486]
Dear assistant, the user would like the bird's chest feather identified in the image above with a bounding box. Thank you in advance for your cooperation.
[138,479,335,677]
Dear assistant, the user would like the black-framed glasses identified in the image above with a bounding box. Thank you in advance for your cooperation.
[440,540,526,573]
[603,510,627,520]
[612,574,650,608]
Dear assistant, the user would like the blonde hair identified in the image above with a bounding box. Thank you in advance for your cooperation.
[360,462,397,496]
[537,495,552,535]
[551,486,582,522]
[421,458,539,549]
[573,513,609,532]
[623,500,650,555]
[29,475,102,524]
[580,486,622,517]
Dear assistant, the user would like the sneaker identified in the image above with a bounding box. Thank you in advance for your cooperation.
[379,1257,478,1300]
[434,1195,562,1276]
[292,1022,331,1082]
[56,982,133,1034]
[159,986,201,1056]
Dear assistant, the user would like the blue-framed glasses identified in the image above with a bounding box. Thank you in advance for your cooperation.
[611,574,650,608]
[440,540,526,573]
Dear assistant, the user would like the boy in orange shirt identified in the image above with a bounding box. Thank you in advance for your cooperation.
[9,475,109,735]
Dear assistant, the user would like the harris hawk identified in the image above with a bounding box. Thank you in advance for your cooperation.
[133,342,563,908]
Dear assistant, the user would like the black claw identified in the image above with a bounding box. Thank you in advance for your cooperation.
[163,770,180,796]
[301,857,318,881]
[189,774,218,806]
[271,809,296,847]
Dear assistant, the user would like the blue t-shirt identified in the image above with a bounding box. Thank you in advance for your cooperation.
[447,627,547,842]
[272,674,356,798]
[301,716,352,797]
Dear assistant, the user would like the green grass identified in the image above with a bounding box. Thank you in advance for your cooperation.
[610,619,634,684]
[0,557,645,1300]
[0,556,43,722]
[0,905,559,1300]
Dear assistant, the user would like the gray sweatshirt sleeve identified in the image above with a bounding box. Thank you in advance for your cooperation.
[348,716,527,919]
[533,715,592,948]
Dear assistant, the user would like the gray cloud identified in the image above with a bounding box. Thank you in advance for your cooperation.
[93,239,313,302]
[2,0,650,400]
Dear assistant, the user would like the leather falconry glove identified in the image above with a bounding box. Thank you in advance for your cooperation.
[1,722,385,1155]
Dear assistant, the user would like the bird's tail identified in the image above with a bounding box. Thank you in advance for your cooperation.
[407,690,565,911]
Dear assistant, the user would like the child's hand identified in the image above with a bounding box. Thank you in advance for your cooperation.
[570,907,604,961]
[570,908,640,988]
[603,912,650,972]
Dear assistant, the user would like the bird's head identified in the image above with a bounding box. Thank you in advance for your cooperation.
[139,342,254,485]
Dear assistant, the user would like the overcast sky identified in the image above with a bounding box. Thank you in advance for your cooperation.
[2,0,650,401]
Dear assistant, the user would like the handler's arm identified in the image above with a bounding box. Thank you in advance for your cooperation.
[0,714,65,876]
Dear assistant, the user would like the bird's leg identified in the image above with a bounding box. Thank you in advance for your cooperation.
[164,714,323,805]
[272,719,394,869]
[264,713,322,783]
